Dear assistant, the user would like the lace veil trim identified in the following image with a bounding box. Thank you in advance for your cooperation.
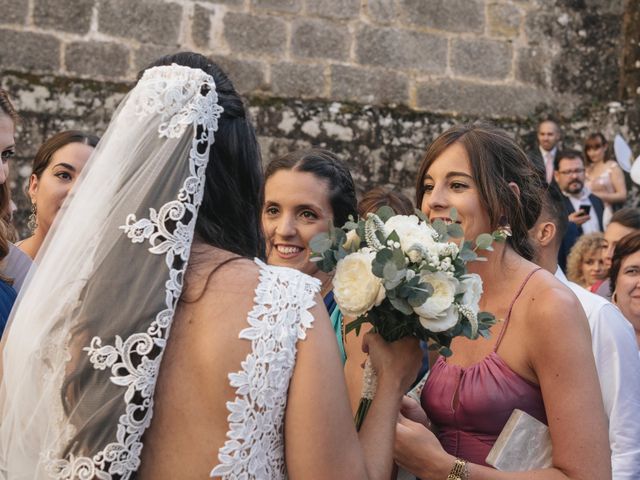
[43,64,223,479]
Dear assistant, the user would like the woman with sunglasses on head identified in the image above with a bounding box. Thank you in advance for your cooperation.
[584,133,626,228]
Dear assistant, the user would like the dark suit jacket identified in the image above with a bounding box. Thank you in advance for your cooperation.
[558,193,605,271]
[527,147,559,185]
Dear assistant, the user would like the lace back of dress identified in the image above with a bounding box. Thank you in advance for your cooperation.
[210,261,320,479]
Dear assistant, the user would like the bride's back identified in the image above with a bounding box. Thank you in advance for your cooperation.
[138,244,260,478]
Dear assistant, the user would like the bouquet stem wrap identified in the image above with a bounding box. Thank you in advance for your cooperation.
[355,357,377,431]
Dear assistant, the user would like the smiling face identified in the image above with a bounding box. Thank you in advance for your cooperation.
[581,249,607,287]
[262,169,333,276]
[29,142,94,235]
[0,115,15,185]
[419,142,491,242]
[615,250,640,328]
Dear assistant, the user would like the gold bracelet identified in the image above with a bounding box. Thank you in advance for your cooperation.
[446,458,468,480]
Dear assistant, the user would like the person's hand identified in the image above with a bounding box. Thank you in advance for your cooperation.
[394,413,453,480]
[362,333,422,394]
[400,395,433,430]
[568,210,590,225]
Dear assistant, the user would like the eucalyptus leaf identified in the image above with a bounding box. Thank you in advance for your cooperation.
[345,221,359,230]
[439,346,453,357]
[408,287,429,307]
[383,262,399,282]
[372,249,393,278]
[447,222,464,238]
[392,247,406,269]
[475,233,493,250]
[450,208,458,222]
[376,205,395,222]
[458,248,478,262]
[310,233,333,254]
[389,296,414,315]
[414,209,429,222]
[333,228,346,247]
[432,219,448,240]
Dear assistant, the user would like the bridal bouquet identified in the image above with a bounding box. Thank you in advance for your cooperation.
[311,207,505,428]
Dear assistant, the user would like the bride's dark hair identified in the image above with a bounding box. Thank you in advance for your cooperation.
[146,52,264,259]
[58,52,263,469]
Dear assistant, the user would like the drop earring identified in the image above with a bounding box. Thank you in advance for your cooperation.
[28,202,37,233]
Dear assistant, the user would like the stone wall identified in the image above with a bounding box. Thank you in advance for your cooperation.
[0,0,638,234]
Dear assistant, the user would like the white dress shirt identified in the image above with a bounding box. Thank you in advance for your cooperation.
[563,188,601,234]
[556,268,640,479]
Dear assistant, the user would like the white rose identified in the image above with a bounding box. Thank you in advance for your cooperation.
[413,271,459,319]
[333,250,383,317]
[419,304,459,332]
[385,215,437,253]
[459,273,482,313]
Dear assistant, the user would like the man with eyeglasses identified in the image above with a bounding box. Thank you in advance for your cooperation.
[554,149,605,271]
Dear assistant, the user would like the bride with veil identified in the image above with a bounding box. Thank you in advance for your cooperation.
[0,52,422,479]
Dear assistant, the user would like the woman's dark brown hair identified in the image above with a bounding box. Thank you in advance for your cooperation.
[415,123,544,260]
[609,231,640,295]
[358,186,414,217]
[31,130,99,181]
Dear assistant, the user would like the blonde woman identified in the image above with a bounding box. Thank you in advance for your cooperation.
[567,232,607,290]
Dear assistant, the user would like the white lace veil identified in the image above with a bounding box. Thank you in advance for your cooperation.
[0,63,223,479]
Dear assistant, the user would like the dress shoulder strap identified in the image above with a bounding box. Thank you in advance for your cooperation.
[494,267,542,352]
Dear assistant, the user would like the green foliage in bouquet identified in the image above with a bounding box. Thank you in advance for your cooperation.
[310,206,506,357]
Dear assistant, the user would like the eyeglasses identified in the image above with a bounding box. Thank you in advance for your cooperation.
[558,168,585,176]
[586,144,604,151]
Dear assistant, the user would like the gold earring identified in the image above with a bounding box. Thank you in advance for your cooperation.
[28,203,37,232]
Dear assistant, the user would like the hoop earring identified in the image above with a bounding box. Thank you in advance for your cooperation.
[27,203,37,233]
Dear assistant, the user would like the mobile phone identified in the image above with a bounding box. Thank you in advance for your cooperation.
[579,205,591,216]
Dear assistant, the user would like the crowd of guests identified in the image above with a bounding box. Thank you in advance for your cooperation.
[0,52,639,479]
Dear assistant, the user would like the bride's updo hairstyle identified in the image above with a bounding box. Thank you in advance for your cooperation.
[143,52,264,259]
[415,123,544,260]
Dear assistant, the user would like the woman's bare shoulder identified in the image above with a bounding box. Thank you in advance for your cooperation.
[521,269,589,333]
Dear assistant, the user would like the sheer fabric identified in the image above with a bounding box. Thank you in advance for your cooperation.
[0,64,223,479]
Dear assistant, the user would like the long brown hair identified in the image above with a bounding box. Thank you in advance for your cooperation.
[30,130,99,181]
[415,123,544,260]
[583,132,610,166]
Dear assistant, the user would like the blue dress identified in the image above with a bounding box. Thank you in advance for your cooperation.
[323,291,346,364]
[0,279,17,337]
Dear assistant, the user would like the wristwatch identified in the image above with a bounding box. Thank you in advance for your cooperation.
[447,458,468,480]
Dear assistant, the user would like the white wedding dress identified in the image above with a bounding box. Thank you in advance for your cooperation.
[210,259,320,479]
[0,63,323,480]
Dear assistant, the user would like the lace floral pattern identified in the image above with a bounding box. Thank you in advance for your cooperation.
[210,260,320,479]
[43,64,223,479]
